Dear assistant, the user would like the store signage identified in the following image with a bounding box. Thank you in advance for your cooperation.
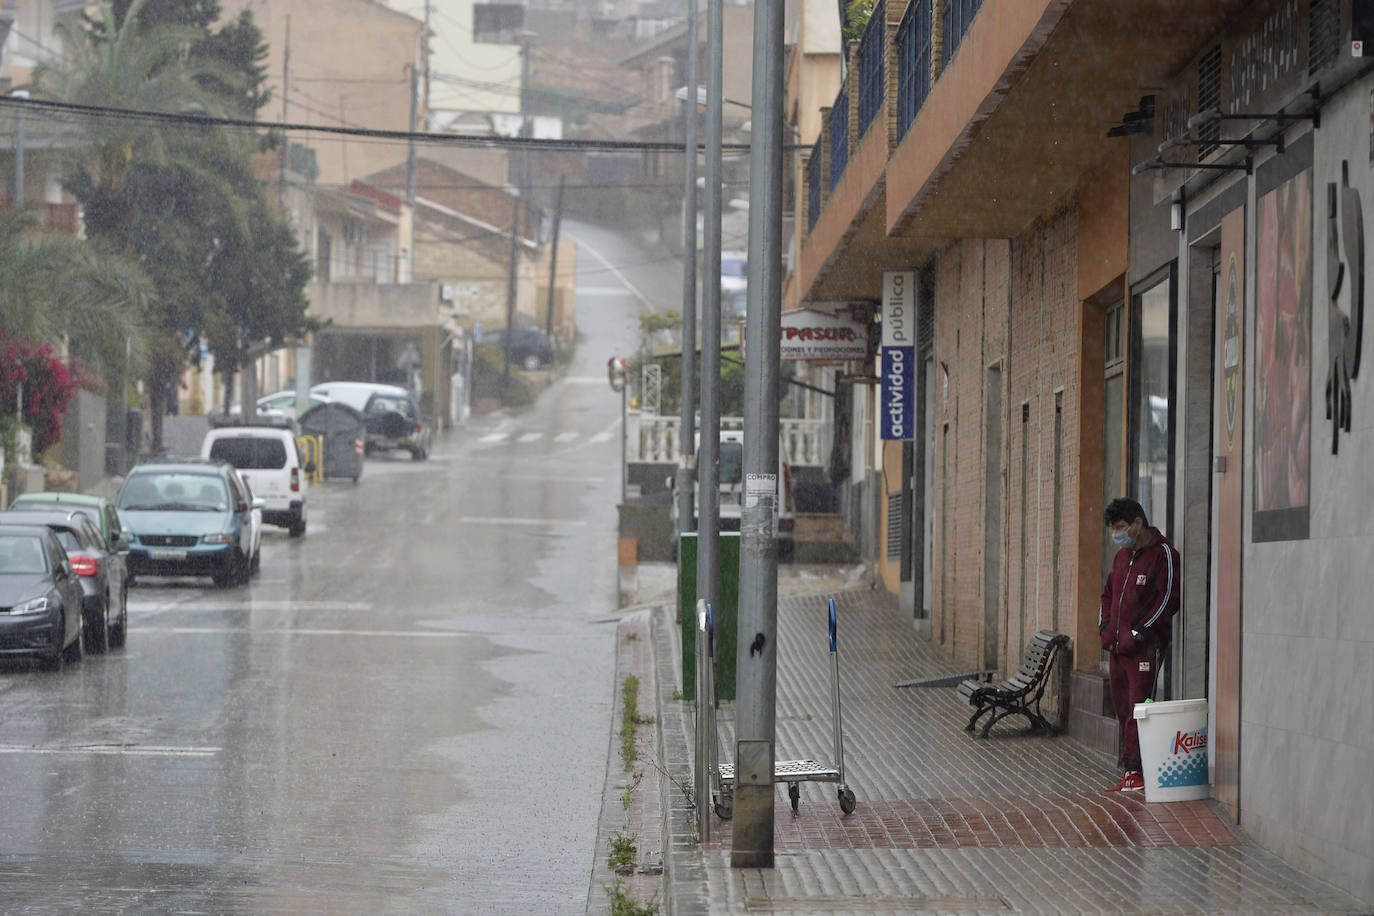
[880,271,916,441]
[1326,160,1365,454]
[778,308,868,361]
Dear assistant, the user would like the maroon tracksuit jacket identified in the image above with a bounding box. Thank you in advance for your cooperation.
[1099,527,1181,770]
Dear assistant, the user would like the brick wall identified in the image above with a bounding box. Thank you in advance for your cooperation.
[931,208,1082,675]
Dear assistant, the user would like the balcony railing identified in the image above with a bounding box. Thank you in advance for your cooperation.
[942,0,983,63]
[856,0,886,139]
[626,412,832,467]
[807,137,823,232]
[829,82,850,191]
[897,0,932,139]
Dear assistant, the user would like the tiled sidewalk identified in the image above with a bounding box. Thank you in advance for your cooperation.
[647,586,1370,915]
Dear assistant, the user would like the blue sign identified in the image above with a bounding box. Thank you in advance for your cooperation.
[881,271,916,441]
[881,345,915,440]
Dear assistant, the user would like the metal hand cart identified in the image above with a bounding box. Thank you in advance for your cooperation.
[702,597,856,819]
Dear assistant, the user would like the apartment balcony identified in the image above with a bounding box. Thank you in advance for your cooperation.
[796,0,1249,302]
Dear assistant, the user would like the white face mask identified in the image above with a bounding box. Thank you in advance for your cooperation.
[1111,529,1135,549]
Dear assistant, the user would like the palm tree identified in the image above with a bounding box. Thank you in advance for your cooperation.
[28,0,245,241]
[0,206,153,382]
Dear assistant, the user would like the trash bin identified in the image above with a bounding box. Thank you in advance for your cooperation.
[1133,698,1209,802]
[678,531,739,701]
[298,402,366,481]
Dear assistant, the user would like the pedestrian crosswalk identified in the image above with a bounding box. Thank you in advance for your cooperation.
[476,427,617,447]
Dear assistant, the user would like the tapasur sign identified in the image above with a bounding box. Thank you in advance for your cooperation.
[881,270,916,440]
[778,308,869,361]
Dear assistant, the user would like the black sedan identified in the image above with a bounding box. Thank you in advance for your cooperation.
[0,524,87,670]
[2,510,129,652]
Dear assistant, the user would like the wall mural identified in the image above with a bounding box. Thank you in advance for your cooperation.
[1254,168,1312,542]
[1325,160,1365,454]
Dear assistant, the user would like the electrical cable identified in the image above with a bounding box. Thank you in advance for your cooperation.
[0,95,775,153]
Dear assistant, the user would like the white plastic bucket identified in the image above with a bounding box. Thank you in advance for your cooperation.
[1133,698,1209,802]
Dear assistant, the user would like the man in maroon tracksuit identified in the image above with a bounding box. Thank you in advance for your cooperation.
[1100,498,1181,792]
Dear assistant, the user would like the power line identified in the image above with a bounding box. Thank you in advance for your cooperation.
[0,95,768,153]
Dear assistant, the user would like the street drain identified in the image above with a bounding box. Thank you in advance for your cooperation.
[745,896,1008,912]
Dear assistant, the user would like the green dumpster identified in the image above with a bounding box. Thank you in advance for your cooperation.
[678,531,739,701]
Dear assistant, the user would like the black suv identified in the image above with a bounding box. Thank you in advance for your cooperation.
[484,327,555,370]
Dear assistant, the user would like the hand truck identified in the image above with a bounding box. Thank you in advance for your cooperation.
[703,597,856,819]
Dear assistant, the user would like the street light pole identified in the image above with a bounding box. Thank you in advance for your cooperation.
[732,0,784,870]
[676,0,700,539]
[694,0,725,848]
[12,90,28,204]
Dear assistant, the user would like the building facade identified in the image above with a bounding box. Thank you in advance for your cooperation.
[790,0,1374,904]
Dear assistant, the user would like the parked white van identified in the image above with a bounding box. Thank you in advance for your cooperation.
[200,423,310,537]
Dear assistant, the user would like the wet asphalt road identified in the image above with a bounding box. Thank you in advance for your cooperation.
[0,221,675,914]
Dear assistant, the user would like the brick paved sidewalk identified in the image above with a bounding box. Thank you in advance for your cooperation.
[648,586,1370,915]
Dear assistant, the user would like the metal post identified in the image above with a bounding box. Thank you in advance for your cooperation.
[278,19,290,207]
[544,175,565,337]
[503,195,519,389]
[732,0,784,870]
[621,378,629,504]
[13,90,28,204]
[695,599,711,843]
[697,0,723,625]
[675,0,700,540]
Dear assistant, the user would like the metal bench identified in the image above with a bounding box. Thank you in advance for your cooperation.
[955,630,1070,738]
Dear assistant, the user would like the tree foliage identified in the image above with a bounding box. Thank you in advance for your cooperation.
[0,338,79,454]
[31,0,311,439]
[0,207,153,386]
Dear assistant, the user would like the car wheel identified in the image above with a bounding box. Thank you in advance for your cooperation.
[62,614,85,664]
[88,595,111,654]
[250,548,261,576]
[214,553,243,588]
[109,584,128,649]
[289,516,306,537]
[411,446,427,461]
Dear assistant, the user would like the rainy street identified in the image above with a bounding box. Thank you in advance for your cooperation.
[0,221,674,915]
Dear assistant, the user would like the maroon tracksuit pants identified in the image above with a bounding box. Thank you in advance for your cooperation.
[1109,647,1164,772]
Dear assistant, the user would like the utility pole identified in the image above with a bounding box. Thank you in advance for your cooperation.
[675,0,700,539]
[732,0,785,870]
[545,174,565,338]
[504,30,535,385]
[694,0,725,847]
[278,18,290,207]
[12,90,28,204]
[698,0,724,655]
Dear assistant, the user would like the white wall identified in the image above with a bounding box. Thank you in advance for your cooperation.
[1239,75,1374,906]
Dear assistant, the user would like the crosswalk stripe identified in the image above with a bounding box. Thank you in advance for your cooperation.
[517,432,543,443]
[554,431,579,443]
[589,431,614,443]
[479,433,509,443]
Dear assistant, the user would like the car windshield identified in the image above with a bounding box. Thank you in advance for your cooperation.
[210,437,288,470]
[0,534,48,575]
[118,473,229,511]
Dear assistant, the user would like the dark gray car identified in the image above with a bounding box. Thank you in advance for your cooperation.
[1,510,128,652]
[0,524,87,670]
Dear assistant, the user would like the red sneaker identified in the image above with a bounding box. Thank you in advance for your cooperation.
[1106,770,1145,792]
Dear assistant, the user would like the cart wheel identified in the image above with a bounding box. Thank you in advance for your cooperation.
[838,787,857,814]
[713,796,733,820]
[788,782,800,813]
